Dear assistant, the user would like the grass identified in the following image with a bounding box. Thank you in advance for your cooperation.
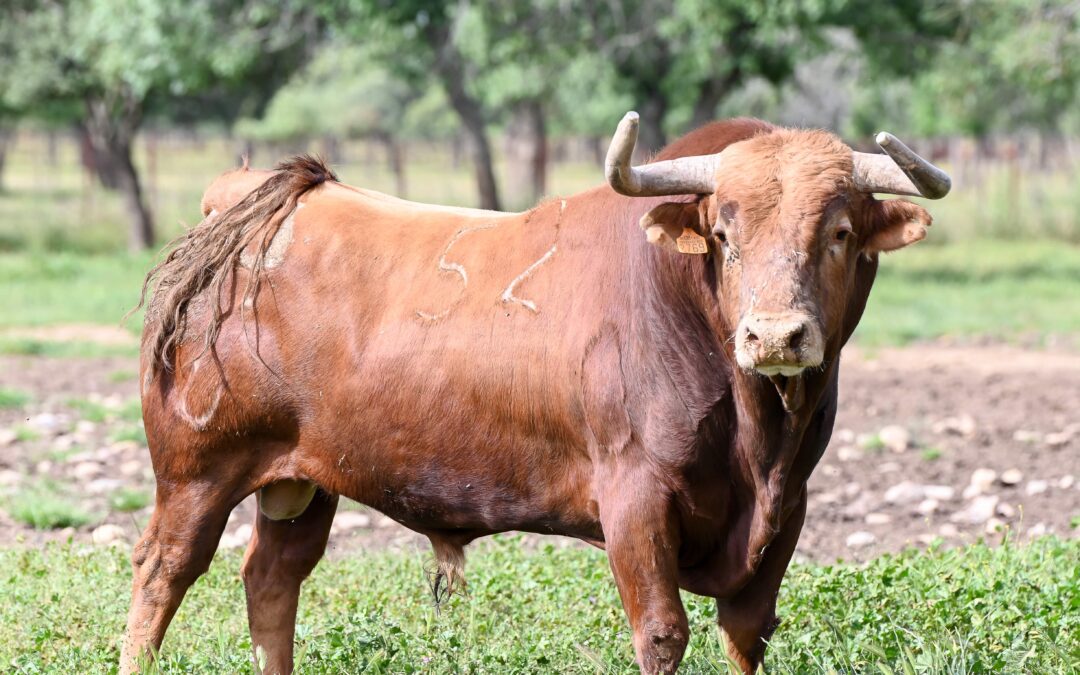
[0,536,1074,673]
[854,238,1080,346]
[108,488,151,513]
[0,387,30,409]
[6,484,94,530]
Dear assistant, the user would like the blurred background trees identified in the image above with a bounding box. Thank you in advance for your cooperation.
[1,0,1079,249]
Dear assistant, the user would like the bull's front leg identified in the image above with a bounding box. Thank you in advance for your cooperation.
[716,487,807,673]
[600,471,688,674]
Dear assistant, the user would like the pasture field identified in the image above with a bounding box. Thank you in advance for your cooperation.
[1,135,1079,674]
[1,536,1076,673]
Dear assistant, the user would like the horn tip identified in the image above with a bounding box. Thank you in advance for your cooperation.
[622,111,640,125]
[875,131,895,147]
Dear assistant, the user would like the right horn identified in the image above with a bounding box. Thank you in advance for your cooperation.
[605,111,724,197]
[852,132,951,199]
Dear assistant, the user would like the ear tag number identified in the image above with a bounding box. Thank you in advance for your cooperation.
[676,228,708,255]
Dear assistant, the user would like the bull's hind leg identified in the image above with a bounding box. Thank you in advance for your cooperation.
[121,481,240,674]
[242,484,338,674]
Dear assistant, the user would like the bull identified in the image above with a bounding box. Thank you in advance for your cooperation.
[121,111,950,673]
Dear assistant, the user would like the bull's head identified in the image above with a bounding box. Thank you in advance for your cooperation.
[606,111,951,410]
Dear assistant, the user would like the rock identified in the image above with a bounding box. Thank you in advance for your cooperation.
[219,524,253,550]
[878,425,911,453]
[376,515,397,528]
[819,463,841,478]
[841,494,874,519]
[916,534,938,545]
[843,482,862,497]
[984,517,1006,534]
[73,420,97,436]
[968,468,997,495]
[1013,429,1041,443]
[951,495,999,524]
[813,490,841,505]
[1059,475,1075,490]
[27,413,67,436]
[71,462,102,481]
[66,449,98,464]
[999,469,1023,486]
[884,481,924,505]
[92,524,126,546]
[87,478,124,494]
[0,469,21,486]
[996,502,1016,518]
[835,445,860,462]
[1027,522,1048,538]
[938,523,959,537]
[834,428,856,444]
[109,440,140,455]
[119,460,143,477]
[52,435,76,451]
[34,460,53,475]
[846,531,876,548]
[332,511,372,532]
[923,485,956,501]
[0,429,16,446]
[865,513,892,525]
[932,414,976,438]
[879,461,901,473]
[1045,430,1074,447]
[1025,480,1049,496]
[916,498,940,515]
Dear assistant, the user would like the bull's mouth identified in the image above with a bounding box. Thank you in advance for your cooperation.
[768,373,805,413]
[754,364,808,378]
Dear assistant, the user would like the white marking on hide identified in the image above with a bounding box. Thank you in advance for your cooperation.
[239,203,303,269]
[501,245,557,313]
[175,357,223,432]
[500,200,565,314]
[416,221,499,321]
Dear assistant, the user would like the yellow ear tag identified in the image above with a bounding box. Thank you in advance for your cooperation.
[676,228,708,255]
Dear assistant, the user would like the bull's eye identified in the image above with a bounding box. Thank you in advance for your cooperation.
[717,230,728,244]
[835,230,849,242]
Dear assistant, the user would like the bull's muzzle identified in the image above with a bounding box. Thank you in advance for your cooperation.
[734,312,824,376]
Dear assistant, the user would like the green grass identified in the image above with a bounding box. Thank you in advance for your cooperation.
[0,387,30,409]
[6,485,94,530]
[0,251,151,329]
[854,238,1080,346]
[108,488,151,513]
[0,536,1074,673]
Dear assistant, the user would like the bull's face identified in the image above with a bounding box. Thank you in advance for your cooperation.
[606,112,950,407]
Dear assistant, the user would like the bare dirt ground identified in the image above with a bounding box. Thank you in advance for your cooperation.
[0,343,1077,563]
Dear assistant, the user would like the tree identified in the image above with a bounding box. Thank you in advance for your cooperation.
[0,0,321,251]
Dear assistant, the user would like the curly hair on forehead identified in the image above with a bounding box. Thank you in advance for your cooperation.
[133,155,337,377]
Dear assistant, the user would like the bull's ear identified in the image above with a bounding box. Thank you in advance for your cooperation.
[639,201,710,254]
[864,199,933,254]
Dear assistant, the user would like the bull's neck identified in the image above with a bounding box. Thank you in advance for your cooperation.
[636,235,837,573]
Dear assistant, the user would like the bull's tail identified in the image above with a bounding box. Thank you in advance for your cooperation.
[136,155,337,377]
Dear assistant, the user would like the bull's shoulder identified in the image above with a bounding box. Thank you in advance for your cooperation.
[200,167,277,216]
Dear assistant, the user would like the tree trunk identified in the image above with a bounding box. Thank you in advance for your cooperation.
[376,132,407,198]
[424,23,501,210]
[690,70,739,130]
[0,125,13,193]
[634,94,668,163]
[505,99,548,207]
[84,93,155,250]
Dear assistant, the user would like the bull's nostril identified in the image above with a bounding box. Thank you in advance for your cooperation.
[745,330,759,346]
[788,327,805,351]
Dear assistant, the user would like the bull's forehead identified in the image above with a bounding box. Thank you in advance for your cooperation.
[715,129,854,241]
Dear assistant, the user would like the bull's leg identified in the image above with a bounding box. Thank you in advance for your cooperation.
[716,492,807,674]
[602,481,688,674]
[241,487,338,675]
[121,483,237,674]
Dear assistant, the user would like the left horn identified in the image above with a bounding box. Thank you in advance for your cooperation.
[605,111,723,197]
[853,132,951,199]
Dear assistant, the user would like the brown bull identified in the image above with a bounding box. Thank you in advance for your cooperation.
[122,112,949,674]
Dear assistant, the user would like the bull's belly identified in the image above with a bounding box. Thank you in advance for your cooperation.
[302,431,603,542]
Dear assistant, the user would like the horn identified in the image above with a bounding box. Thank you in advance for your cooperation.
[853,132,951,199]
[605,111,722,196]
